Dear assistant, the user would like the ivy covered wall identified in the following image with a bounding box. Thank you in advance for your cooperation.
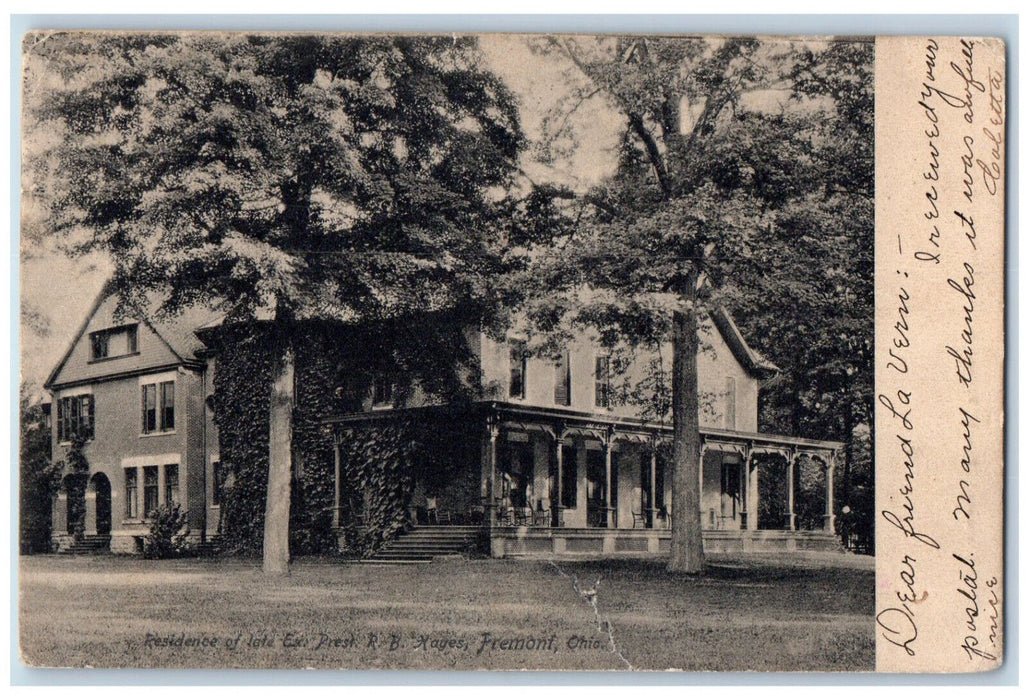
[210,324,273,554]
[210,319,484,557]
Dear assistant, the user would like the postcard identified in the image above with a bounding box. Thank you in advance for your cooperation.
[17,31,1005,673]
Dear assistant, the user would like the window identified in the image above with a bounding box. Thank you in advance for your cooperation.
[371,374,393,408]
[509,340,527,399]
[161,382,175,430]
[90,332,108,360]
[89,324,138,361]
[594,355,611,408]
[212,460,223,506]
[554,350,571,406]
[143,466,159,517]
[165,464,179,507]
[125,469,139,519]
[57,394,94,442]
[141,380,174,433]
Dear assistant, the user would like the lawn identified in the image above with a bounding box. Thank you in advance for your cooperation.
[19,552,874,671]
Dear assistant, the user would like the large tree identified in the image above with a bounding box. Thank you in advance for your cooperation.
[520,36,871,572]
[24,32,524,574]
[726,41,875,551]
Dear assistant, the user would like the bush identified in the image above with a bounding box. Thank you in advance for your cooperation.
[142,504,192,559]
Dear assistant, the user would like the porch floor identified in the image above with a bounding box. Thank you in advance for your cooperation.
[480,524,842,558]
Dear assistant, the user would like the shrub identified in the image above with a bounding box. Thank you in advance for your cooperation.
[142,504,192,559]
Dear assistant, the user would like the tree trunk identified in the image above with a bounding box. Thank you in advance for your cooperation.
[668,302,704,574]
[263,339,294,575]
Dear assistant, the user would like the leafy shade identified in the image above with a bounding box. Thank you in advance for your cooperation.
[26,33,524,326]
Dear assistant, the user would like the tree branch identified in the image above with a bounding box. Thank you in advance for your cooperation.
[627,112,672,198]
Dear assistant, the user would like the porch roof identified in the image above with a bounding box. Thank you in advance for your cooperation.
[322,400,843,455]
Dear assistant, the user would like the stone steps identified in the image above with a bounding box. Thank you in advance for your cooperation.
[60,534,111,554]
[360,526,485,565]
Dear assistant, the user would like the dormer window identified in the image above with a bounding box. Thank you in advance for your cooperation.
[90,324,138,361]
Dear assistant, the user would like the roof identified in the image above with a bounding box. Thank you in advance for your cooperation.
[44,284,222,390]
[710,307,780,378]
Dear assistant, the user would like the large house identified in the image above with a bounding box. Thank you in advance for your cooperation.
[45,288,842,556]
[45,289,223,553]
[326,309,843,557]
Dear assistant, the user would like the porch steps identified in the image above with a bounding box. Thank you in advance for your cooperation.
[196,535,222,556]
[360,526,484,564]
[60,534,111,554]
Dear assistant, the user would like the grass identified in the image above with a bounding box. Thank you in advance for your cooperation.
[18,552,874,671]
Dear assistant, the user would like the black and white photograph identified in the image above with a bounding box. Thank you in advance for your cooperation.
[19,29,884,672]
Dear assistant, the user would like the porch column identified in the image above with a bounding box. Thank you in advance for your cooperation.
[738,453,748,529]
[698,443,707,508]
[824,452,836,533]
[787,451,797,531]
[555,436,563,527]
[604,437,613,528]
[332,437,341,529]
[649,447,657,529]
[746,449,759,531]
[488,421,499,526]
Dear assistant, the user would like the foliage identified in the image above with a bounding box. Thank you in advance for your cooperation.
[142,504,192,559]
[19,385,60,553]
[336,409,481,557]
[26,33,527,569]
[25,33,524,326]
[517,36,804,572]
[209,318,484,557]
[519,37,874,565]
[66,433,90,474]
[209,323,273,554]
[337,421,417,556]
[724,39,874,548]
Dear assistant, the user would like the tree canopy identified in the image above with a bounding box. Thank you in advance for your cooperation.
[25,33,524,327]
[512,36,874,570]
[25,32,528,573]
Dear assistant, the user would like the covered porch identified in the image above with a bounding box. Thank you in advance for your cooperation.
[482,403,842,556]
[325,401,843,557]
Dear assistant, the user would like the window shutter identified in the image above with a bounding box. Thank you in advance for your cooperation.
[86,395,95,439]
[70,396,80,437]
[57,398,64,442]
[162,381,175,430]
[554,351,570,406]
[509,341,526,399]
[594,355,610,407]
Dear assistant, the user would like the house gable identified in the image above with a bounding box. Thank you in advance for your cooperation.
[46,292,191,389]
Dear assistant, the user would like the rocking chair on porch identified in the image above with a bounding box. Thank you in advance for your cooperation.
[426,497,452,525]
[533,499,551,526]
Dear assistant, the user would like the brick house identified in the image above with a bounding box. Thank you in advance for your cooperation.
[45,287,222,553]
[45,288,841,556]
